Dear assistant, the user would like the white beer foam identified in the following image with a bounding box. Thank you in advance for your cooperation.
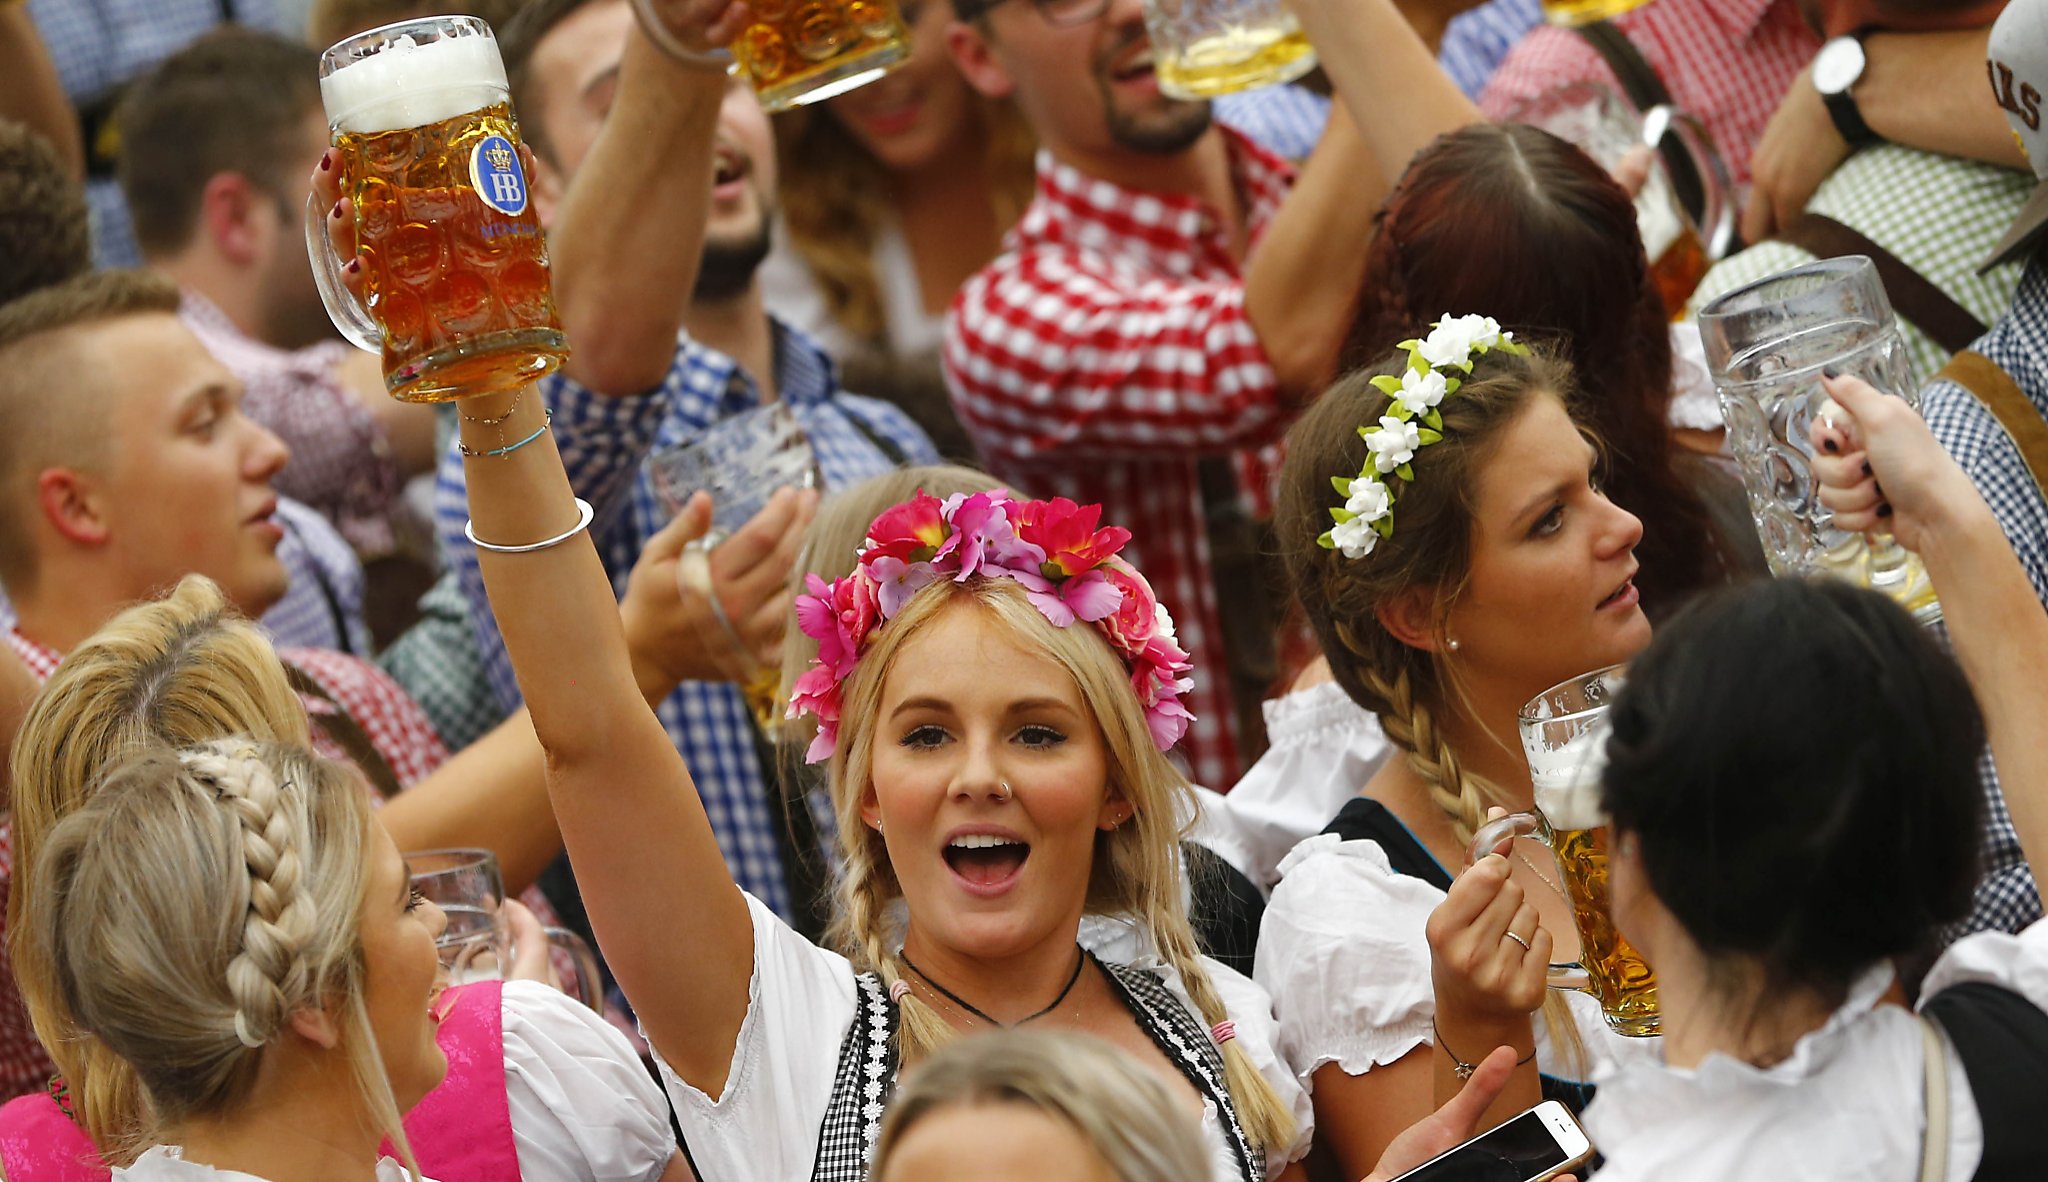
[322,32,507,134]
[1530,729,1610,831]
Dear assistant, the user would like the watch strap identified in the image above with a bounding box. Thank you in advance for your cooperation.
[1824,87,1879,147]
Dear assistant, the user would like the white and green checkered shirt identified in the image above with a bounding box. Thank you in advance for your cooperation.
[1691,144,2032,386]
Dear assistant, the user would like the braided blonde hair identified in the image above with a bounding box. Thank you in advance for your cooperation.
[825,577,1295,1153]
[7,575,310,1155]
[1277,348,1590,1071]
[28,740,419,1174]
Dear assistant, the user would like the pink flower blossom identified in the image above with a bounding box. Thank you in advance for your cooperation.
[1011,497,1132,578]
[868,555,940,618]
[1097,559,1161,654]
[786,665,842,764]
[1020,568,1123,628]
[795,569,879,678]
[862,491,948,566]
[935,491,1036,582]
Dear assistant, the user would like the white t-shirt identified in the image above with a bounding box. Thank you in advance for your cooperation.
[653,892,1313,1182]
[499,979,678,1181]
[1192,682,1389,893]
[1577,922,2048,1181]
[1256,834,1658,1088]
[114,1146,436,1182]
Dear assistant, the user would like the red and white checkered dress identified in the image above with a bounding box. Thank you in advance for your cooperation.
[1479,0,1820,195]
[944,130,1301,792]
[0,629,453,1100]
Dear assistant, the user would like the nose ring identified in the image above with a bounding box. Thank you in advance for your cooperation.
[996,781,1013,801]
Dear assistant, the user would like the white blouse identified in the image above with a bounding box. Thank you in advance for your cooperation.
[1256,834,1658,1088]
[1577,922,2048,1181]
[1192,682,1389,893]
[653,893,1314,1182]
[758,217,943,363]
[114,1146,438,1182]
[499,979,678,1181]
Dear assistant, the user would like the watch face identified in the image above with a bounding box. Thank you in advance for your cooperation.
[1813,36,1866,95]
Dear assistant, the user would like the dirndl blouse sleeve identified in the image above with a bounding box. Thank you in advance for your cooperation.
[648,890,859,1182]
[498,979,678,1181]
[1255,834,1444,1082]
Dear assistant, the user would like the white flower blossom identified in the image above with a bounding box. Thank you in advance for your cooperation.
[1329,515,1380,559]
[1344,474,1393,524]
[1417,314,1506,369]
[1365,415,1422,474]
[1392,367,1449,418]
[1153,602,1177,642]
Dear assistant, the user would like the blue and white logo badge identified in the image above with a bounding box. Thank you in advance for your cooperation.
[469,134,528,216]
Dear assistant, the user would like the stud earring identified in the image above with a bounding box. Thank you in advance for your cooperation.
[1447,637,1462,652]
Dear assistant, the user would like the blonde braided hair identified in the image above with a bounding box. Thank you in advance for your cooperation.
[826,577,1296,1154]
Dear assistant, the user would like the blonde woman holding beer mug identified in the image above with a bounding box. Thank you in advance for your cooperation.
[1430,370,2048,1180]
[1260,323,1666,1180]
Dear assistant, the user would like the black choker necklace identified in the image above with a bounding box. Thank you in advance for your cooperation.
[899,946,1088,1027]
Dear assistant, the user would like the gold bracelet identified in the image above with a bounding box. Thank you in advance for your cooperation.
[1433,1017,1536,1081]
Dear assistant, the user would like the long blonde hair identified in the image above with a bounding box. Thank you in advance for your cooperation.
[1275,348,1590,1074]
[29,740,418,1174]
[7,576,308,1155]
[774,98,1036,346]
[825,576,1295,1152]
[872,1028,1209,1182]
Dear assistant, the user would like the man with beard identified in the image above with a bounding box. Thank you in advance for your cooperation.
[433,0,940,929]
[941,0,1478,790]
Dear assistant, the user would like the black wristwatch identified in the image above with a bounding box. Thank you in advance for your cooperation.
[1813,33,1880,147]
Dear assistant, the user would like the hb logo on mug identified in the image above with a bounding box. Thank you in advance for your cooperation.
[470,135,529,216]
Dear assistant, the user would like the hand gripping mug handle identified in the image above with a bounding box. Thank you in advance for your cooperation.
[544,926,607,1012]
[304,192,383,353]
[1467,811,1593,994]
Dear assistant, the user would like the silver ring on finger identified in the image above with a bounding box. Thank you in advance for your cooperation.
[1504,931,1532,952]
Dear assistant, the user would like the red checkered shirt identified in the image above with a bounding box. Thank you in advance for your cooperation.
[0,628,450,1100]
[1478,0,1819,194]
[944,130,1301,792]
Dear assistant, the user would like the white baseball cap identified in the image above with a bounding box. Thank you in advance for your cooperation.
[1985,0,2048,268]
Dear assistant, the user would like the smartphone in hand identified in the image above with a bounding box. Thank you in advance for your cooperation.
[1386,1101,1594,1182]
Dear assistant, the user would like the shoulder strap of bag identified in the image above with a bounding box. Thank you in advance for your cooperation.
[1918,1014,1950,1182]
[1778,214,1989,355]
[1938,350,2048,508]
[1568,21,1711,232]
[1920,980,2048,1180]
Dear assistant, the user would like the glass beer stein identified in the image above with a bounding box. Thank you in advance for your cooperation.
[1697,256,1941,624]
[309,16,568,402]
[408,848,606,1011]
[1471,666,1661,1038]
[630,0,910,112]
[1142,0,1316,99]
[1540,0,1653,26]
[1507,80,1735,315]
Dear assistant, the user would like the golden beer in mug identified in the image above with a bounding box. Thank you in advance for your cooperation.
[1145,0,1317,100]
[1540,0,1653,26]
[311,17,567,402]
[1473,665,1661,1037]
[735,0,911,111]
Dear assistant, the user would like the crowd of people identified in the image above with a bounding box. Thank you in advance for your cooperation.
[3,0,2048,1178]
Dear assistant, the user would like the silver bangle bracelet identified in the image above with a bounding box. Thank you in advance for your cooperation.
[466,497,595,555]
[628,0,737,73]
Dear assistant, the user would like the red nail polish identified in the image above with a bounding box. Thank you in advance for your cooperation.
[320,154,332,171]
[346,258,361,275]
[330,200,345,220]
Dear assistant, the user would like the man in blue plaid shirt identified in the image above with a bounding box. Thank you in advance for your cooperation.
[1919,0,2048,938]
[435,0,939,924]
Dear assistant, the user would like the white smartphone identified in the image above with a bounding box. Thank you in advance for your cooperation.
[1385,1101,1595,1182]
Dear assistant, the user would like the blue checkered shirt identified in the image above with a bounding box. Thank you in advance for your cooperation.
[25,0,299,268]
[1923,259,2048,938]
[1439,0,1541,98]
[1213,84,1332,163]
[435,322,937,917]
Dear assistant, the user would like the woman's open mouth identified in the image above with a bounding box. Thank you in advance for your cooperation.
[1597,575,1639,612]
[942,832,1031,896]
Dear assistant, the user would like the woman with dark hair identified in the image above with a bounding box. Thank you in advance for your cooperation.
[1346,121,1763,621]
[1430,372,2048,1180]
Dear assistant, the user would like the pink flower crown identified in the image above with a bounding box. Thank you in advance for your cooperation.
[787,490,1195,764]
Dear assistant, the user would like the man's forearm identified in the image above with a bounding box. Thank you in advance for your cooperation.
[547,29,727,396]
[1860,27,2024,171]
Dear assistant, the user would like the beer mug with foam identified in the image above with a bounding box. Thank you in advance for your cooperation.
[309,16,568,402]
[1141,0,1316,99]
[1471,665,1661,1037]
[1506,80,1735,316]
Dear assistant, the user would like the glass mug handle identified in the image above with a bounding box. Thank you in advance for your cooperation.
[543,926,607,1012]
[303,192,382,353]
[1466,811,1592,993]
[1641,104,1737,261]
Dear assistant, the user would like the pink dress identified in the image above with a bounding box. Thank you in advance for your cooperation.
[0,981,518,1182]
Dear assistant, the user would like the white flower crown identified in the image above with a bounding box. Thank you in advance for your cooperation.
[1319,315,1530,560]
